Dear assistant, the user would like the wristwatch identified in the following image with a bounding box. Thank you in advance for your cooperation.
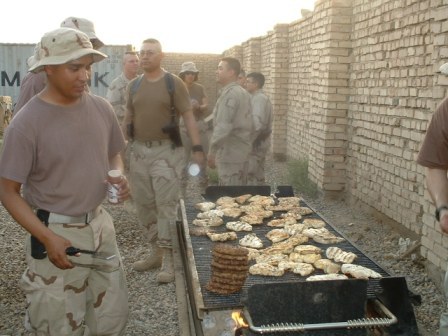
[435,205,448,221]
[192,145,204,153]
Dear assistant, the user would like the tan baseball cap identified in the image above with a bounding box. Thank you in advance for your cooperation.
[60,16,104,49]
[28,28,107,73]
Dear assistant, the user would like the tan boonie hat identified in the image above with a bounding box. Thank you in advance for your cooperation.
[179,61,199,75]
[29,28,107,73]
[61,16,104,49]
[27,42,41,68]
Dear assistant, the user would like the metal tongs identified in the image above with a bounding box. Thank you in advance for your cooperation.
[66,246,116,260]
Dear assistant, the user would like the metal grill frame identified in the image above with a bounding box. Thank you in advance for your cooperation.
[178,186,393,318]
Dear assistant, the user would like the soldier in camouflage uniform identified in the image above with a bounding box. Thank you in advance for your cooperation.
[208,57,253,185]
[0,28,129,335]
[124,39,205,283]
[106,51,139,124]
[245,72,273,185]
[178,61,209,193]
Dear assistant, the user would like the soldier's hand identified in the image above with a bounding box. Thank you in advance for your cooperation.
[207,154,216,169]
[45,234,74,270]
[116,175,130,202]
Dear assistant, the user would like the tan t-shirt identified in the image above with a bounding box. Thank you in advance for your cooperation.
[125,72,191,142]
[417,96,448,169]
[0,94,125,216]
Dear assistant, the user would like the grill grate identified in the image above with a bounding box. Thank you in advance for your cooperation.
[183,190,391,311]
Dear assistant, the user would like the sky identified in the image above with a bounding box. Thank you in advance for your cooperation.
[0,0,316,53]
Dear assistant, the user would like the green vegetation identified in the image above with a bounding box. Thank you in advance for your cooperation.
[207,168,219,185]
[287,159,318,199]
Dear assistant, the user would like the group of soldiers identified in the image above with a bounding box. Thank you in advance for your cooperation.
[107,54,274,188]
[0,16,274,335]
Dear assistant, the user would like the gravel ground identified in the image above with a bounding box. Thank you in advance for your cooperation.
[0,156,444,335]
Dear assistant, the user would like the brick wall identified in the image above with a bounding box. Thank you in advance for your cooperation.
[222,0,448,280]
[162,53,222,114]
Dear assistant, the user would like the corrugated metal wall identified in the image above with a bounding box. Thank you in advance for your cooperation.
[0,44,132,108]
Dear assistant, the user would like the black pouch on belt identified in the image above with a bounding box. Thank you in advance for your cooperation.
[30,209,50,259]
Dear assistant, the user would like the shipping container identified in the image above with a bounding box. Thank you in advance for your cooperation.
[0,43,133,110]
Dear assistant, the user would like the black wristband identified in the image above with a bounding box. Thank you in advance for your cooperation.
[436,205,448,221]
[192,145,204,153]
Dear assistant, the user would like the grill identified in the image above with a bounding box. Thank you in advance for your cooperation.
[177,186,420,335]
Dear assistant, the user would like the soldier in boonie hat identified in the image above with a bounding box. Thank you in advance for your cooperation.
[29,27,107,73]
[0,26,129,336]
[179,61,199,76]
[60,16,104,49]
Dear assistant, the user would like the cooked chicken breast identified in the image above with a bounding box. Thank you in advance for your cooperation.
[226,221,253,232]
[220,207,243,218]
[216,196,236,206]
[289,252,321,264]
[294,244,322,255]
[195,201,216,212]
[341,264,382,279]
[292,262,315,276]
[239,233,264,249]
[277,261,300,272]
[244,247,262,261]
[196,209,224,219]
[255,253,288,266]
[303,227,344,244]
[266,229,290,243]
[326,246,357,264]
[207,231,237,242]
[302,218,326,229]
[314,258,341,274]
[283,223,306,235]
[249,263,284,276]
[234,194,252,204]
[192,217,224,227]
[281,212,303,221]
[240,214,264,225]
[306,274,349,281]
[267,217,297,227]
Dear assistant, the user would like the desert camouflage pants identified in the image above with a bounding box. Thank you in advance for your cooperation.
[247,149,268,186]
[129,141,183,248]
[21,207,129,336]
[216,161,248,186]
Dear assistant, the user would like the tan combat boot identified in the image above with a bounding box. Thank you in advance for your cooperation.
[156,248,174,284]
[132,244,163,272]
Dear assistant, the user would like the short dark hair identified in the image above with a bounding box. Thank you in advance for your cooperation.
[142,38,162,52]
[247,72,265,88]
[179,72,199,81]
[221,57,241,77]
